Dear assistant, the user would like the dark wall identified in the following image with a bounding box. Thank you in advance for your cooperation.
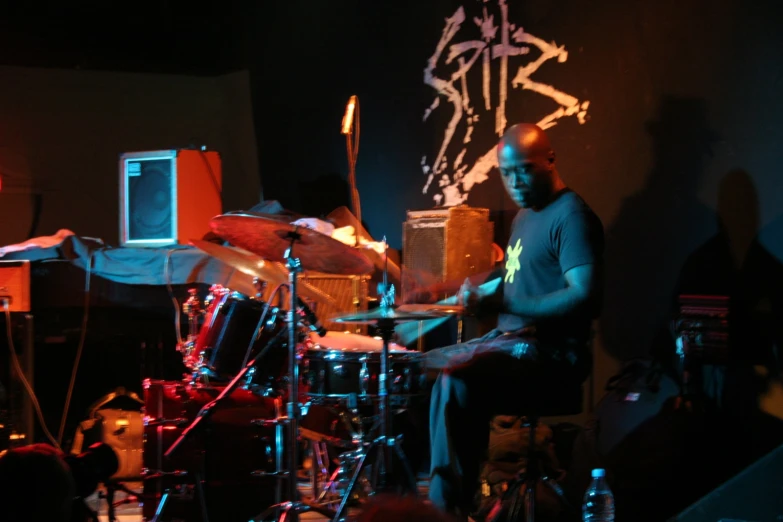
[0,0,779,414]
[0,67,260,247]
[251,0,783,393]
[250,1,447,245]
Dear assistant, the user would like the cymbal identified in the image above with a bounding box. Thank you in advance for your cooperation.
[210,214,374,275]
[396,304,467,315]
[190,239,336,306]
[331,307,451,325]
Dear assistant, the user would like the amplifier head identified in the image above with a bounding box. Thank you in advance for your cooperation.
[0,260,31,312]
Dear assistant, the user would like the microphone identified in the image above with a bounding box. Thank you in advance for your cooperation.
[341,95,357,135]
[297,298,327,337]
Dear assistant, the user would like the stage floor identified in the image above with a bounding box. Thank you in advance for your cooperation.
[85,476,433,522]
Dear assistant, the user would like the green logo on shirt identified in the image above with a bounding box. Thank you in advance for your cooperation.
[505,238,523,283]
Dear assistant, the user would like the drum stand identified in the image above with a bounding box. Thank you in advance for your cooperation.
[330,285,418,522]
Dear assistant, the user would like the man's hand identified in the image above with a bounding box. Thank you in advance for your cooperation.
[458,277,482,313]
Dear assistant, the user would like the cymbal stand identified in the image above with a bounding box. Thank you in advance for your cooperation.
[251,236,337,522]
[331,283,418,522]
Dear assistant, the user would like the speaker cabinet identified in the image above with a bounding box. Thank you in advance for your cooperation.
[0,260,30,312]
[402,206,494,301]
[119,149,222,247]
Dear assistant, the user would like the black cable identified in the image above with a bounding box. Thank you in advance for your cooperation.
[57,249,94,447]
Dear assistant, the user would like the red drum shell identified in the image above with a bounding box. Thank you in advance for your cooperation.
[141,379,282,521]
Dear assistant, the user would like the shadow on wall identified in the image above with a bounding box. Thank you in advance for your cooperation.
[672,170,765,459]
[600,96,718,362]
[743,213,783,443]
[743,213,783,373]
[673,168,764,367]
[574,171,782,522]
[672,171,783,479]
[298,172,378,239]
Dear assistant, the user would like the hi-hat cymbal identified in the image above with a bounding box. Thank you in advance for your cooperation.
[190,239,336,306]
[331,307,451,325]
[210,214,374,275]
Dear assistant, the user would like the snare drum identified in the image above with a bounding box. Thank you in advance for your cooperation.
[301,332,424,405]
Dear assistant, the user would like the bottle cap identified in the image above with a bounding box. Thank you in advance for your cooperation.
[592,468,606,478]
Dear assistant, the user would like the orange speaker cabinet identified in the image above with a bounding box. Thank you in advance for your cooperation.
[119,149,222,247]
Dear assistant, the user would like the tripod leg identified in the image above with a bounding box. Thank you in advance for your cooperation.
[106,484,116,522]
[312,440,332,498]
[524,419,539,522]
[194,473,210,522]
[316,465,343,503]
[251,502,289,522]
[332,439,380,522]
[150,490,171,522]
[279,503,294,522]
[392,438,418,494]
[540,476,579,517]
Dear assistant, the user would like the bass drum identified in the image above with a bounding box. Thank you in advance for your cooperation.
[187,288,289,392]
[141,379,283,522]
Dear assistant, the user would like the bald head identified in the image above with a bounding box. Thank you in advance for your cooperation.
[496,123,563,209]
[497,123,554,160]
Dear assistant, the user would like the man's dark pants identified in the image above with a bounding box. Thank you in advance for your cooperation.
[426,330,587,517]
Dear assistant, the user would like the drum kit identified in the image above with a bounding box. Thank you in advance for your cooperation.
[141,213,459,522]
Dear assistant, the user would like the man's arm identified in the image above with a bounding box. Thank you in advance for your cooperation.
[472,263,601,320]
[503,263,602,319]
[407,268,503,304]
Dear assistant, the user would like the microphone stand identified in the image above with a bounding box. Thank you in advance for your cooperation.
[341,95,362,247]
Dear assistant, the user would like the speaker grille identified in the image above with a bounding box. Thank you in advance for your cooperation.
[402,206,494,301]
[402,222,446,283]
[127,158,173,241]
[299,273,369,334]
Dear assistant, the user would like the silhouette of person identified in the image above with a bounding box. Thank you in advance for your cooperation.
[601,96,718,362]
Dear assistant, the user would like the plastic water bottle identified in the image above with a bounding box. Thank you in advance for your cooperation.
[582,468,615,521]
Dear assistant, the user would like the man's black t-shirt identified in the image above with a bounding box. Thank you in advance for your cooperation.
[497,188,604,344]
